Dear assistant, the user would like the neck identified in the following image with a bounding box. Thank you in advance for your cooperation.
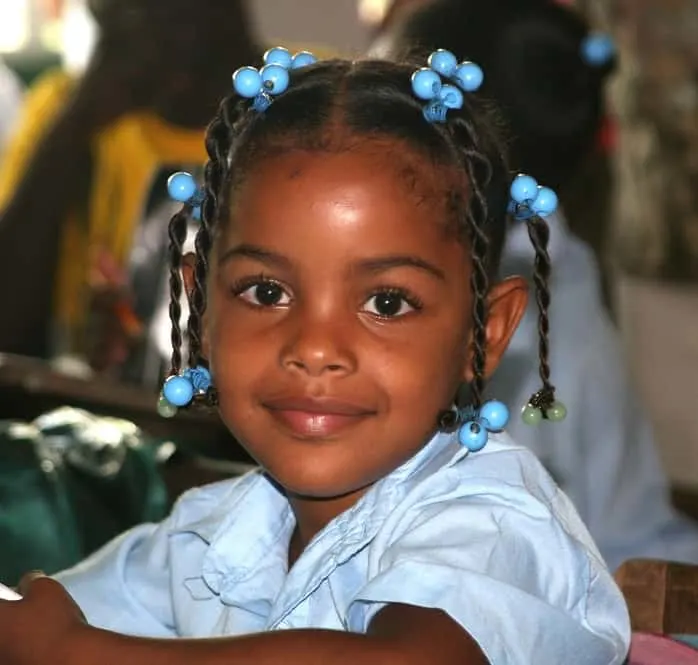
[286,487,370,567]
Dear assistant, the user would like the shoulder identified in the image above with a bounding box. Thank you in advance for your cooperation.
[383,432,596,547]
[354,434,630,663]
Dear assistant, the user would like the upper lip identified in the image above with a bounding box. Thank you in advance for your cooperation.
[263,395,375,416]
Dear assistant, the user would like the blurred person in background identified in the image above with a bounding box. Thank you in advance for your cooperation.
[0,58,22,157]
[0,0,261,387]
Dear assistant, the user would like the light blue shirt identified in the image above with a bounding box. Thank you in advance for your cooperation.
[493,213,698,572]
[56,431,630,665]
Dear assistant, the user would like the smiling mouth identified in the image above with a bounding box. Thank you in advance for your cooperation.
[263,397,376,439]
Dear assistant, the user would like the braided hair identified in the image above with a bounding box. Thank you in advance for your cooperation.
[166,58,557,417]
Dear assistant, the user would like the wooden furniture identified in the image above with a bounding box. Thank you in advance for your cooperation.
[616,559,698,635]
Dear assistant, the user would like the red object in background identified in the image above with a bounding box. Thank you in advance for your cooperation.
[597,115,618,154]
[90,249,143,339]
[629,633,698,664]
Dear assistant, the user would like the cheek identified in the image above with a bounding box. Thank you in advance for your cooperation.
[209,312,269,368]
[373,318,469,406]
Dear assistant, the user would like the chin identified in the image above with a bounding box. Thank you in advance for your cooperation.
[261,455,372,500]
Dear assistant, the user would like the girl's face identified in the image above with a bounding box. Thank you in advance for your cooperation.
[199,142,526,501]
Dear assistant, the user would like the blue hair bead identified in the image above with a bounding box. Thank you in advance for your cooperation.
[167,172,197,203]
[260,63,290,95]
[428,49,458,77]
[459,420,489,452]
[292,51,317,69]
[252,92,273,113]
[183,365,212,393]
[411,68,442,100]
[531,186,559,217]
[454,62,484,92]
[479,400,509,432]
[510,174,539,204]
[423,101,448,124]
[581,33,615,67]
[192,206,201,221]
[438,84,464,109]
[264,46,293,69]
[162,375,195,407]
[233,66,263,98]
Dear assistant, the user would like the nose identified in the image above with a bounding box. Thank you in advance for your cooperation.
[280,312,357,378]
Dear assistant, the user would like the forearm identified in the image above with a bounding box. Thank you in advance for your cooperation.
[70,626,405,665]
[0,108,92,352]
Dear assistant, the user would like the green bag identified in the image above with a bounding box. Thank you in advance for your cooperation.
[0,407,171,586]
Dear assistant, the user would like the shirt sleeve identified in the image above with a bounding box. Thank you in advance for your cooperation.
[349,450,631,665]
[54,518,177,638]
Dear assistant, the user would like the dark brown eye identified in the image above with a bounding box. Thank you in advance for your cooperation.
[363,290,418,318]
[238,281,291,307]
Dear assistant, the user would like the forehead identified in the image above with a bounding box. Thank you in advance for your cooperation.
[221,144,469,266]
[231,140,463,222]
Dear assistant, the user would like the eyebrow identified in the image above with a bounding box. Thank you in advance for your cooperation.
[218,244,292,269]
[355,255,446,281]
[218,245,445,281]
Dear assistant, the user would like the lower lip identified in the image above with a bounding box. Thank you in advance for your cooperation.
[268,409,369,438]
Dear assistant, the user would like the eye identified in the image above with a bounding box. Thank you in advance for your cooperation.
[235,279,292,308]
[362,289,421,319]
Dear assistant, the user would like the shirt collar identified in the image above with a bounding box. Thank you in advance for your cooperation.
[171,431,466,605]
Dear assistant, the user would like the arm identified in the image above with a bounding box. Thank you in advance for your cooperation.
[66,602,486,665]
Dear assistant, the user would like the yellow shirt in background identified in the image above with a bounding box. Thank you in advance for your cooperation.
[0,44,339,354]
[0,70,206,350]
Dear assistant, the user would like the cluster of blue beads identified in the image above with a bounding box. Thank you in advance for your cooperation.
[509,173,559,220]
[411,49,484,123]
[458,400,509,452]
[232,47,317,112]
[157,366,212,418]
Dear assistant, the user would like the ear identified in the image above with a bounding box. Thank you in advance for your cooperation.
[181,252,211,359]
[462,276,528,383]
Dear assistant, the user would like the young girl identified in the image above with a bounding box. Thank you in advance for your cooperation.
[0,49,630,664]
